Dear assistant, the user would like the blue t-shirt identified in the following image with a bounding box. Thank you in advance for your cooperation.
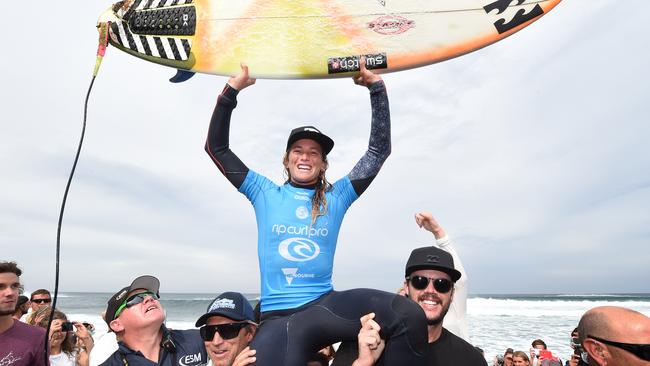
[239,170,358,311]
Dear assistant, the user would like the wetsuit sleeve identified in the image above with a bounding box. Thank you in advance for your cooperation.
[348,80,391,196]
[204,84,250,189]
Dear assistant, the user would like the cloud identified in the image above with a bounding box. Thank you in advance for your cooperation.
[2,0,648,295]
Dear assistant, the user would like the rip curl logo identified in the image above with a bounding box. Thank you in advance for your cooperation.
[272,224,328,237]
[209,298,235,311]
[295,206,309,220]
[278,237,320,262]
[282,268,316,285]
[367,15,415,35]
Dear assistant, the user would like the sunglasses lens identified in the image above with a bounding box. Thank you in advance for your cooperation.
[219,324,242,339]
[409,276,453,293]
[640,345,650,361]
[433,279,453,293]
[409,276,429,290]
[200,326,215,341]
[34,299,51,304]
[200,324,245,341]
[127,292,157,307]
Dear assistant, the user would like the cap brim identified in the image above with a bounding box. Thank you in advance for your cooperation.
[195,311,250,327]
[129,275,160,296]
[287,131,334,155]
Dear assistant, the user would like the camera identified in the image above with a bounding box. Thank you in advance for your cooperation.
[495,354,504,366]
[61,321,74,332]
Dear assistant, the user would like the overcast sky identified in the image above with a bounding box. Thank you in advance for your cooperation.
[2,0,648,295]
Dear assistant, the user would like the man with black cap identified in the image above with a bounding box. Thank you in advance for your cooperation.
[99,275,207,366]
[12,295,30,320]
[333,244,486,366]
[195,292,257,366]
[401,244,486,366]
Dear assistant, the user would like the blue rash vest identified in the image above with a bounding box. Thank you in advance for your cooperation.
[240,171,358,312]
[205,80,390,313]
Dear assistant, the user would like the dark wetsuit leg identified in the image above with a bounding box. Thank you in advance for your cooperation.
[249,289,427,366]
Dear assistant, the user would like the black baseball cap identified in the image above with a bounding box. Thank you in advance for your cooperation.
[286,126,334,155]
[17,295,29,306]
[405,246,462,282]
[195,292,256,327]
[104,275,160,330]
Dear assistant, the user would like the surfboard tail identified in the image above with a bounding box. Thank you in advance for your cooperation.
[97,0,197,75]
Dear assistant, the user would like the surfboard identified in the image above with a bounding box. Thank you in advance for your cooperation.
[97,0,561,80]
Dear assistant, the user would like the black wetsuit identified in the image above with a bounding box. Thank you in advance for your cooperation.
[205,81,427,366]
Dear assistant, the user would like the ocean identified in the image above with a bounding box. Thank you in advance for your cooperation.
[52,292,650,362]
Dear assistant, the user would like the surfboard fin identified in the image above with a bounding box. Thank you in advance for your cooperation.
[169,70,195,83]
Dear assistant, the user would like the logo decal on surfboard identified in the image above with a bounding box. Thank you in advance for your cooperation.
[328,53,387,74]
[367,16,415,35]
[483,0,545,34]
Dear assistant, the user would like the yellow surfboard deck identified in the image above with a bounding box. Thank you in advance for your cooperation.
[99,0,561,79]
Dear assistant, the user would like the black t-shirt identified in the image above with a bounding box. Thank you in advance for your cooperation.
[332,328,487,366]
[427,328,487,366]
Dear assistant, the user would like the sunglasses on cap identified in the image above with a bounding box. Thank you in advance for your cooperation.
[406,276,453,293]
[32,298,51,304]
[587,335,650,361]
[200,323,249,341]
[114,291,158,319]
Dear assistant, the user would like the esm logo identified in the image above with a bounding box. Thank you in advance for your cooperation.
[278,237,320,262]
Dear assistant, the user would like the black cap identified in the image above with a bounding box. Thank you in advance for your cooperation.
[104,275,160,331]
[195,292,256,327]
[286,126,334,155]
[17,295,29,306]
[405,246,462,282]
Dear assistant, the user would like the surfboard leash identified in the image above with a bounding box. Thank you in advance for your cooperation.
[43,21,111,365]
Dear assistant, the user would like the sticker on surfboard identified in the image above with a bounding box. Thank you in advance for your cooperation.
[328,53,387,74]
[97,0,562,80]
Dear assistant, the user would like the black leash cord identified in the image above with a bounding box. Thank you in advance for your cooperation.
[44,75,96,364]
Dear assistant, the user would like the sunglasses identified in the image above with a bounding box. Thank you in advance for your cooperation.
[114,292,158,318]
[200,323,248,341]
[406,275,453,293]
[32,298,51,304]
[588,334,650,361]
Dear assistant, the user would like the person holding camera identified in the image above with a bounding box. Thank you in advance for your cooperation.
[566,328,588,366]
[36,308,94,366]
[494,348,514,366]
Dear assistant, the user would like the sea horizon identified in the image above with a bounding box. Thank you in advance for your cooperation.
[38,291,650,362]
